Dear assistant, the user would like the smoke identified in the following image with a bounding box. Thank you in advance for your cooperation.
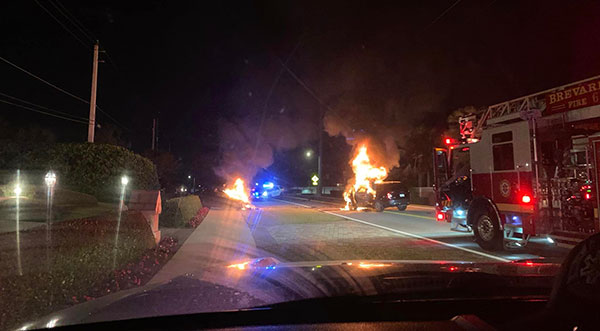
[214,114,316,183]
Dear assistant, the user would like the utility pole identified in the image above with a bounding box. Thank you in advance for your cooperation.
[152,118,156,151]
[87,42,99,143]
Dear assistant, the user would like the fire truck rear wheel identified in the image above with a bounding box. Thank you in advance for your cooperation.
[473,211,503,251]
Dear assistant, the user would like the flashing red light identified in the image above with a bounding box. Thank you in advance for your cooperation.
[585,193,591,200]
[521,195,531,204]
[449,266,459,272]
[444,138,452,145]
[436,212,445,221]
[525,261,534,267]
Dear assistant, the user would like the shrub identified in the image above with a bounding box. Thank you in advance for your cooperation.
[161,195,203,228]
[6,143,159,201]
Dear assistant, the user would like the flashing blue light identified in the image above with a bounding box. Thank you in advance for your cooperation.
[455,209,464,216]
[262,191,269,197]
[263,182,274,189]
[512,216,519,221]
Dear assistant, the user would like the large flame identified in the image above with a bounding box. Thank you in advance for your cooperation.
[223,178,250,204]
[343,145,387,210]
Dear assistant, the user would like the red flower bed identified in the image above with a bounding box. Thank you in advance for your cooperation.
[188,206,210,228]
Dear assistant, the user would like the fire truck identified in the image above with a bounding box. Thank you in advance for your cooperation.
[433,76,600,250]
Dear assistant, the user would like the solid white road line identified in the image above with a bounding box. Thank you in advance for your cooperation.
[322,210,510,263]
[276,198,509,262]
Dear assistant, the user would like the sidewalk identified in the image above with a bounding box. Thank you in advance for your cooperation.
[149,208,258,284]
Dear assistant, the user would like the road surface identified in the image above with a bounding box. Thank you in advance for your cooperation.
[191,194,568,266]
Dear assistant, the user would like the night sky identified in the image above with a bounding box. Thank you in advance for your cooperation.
[2,0,600,185]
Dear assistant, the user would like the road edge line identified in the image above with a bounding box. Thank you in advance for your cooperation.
[322,210,510,263]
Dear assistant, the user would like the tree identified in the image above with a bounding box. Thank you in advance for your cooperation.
[144,150,180,191]
[95,123,126,147]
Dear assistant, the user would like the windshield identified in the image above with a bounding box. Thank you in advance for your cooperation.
[2,1,599,330]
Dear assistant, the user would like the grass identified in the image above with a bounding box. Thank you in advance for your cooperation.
[0,199,116,223]
[0,212,156,330]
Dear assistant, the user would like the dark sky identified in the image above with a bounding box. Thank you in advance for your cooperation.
[2,0,600,172]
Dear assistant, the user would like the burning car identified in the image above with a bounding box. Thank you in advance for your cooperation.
[348,181,410,212]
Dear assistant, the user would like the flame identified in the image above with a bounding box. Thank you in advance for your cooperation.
[223,178,250,204]
[343,145,387,210]
[228,261,250,270]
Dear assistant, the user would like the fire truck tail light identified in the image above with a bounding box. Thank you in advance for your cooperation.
[444,138,454,145]
[521,194,531,204]
[584,193,591,200]
[436,212,445,221]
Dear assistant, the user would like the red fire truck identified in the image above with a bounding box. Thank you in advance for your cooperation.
[433,76,600,250]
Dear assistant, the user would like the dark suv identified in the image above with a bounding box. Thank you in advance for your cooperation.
[349,181,410,212]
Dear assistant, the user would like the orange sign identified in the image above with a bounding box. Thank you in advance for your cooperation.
[545,78,600,115]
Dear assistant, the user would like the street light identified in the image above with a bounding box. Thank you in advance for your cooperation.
[14,185,22,196]
[188,175,191,179]
[305,150,312,158]
[121,176,129,186]
[45,171,57,188]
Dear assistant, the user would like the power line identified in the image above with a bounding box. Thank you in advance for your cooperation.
[0,55,89,103]
[45,0,118,71]
[0,99,88,124]
[0,92,88,121]
[48,0,95,42]
[0,56,127,129]
[53,0,97,41]
[278,58,334,113]
[425,0,462,30]
[34,0,89,49]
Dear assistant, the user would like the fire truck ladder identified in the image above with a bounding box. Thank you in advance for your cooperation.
[471,75,600,139]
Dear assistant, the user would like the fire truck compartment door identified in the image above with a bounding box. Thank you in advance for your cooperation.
[470,121,534,230]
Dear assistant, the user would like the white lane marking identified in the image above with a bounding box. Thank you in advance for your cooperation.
[274,198,312,208]
[322,210,510,262]
[276,198,510,262]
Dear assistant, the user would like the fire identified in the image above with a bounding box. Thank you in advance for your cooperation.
[343,145,387,210]
[223,178,250,204]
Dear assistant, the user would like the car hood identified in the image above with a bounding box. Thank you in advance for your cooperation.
[24,258,560,329]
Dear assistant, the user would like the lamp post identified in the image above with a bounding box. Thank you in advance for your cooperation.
[113,176,129,269]
[14,170,23,275]
[45,171,57,270]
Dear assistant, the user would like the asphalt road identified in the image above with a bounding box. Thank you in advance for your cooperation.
[239,196,568,264]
